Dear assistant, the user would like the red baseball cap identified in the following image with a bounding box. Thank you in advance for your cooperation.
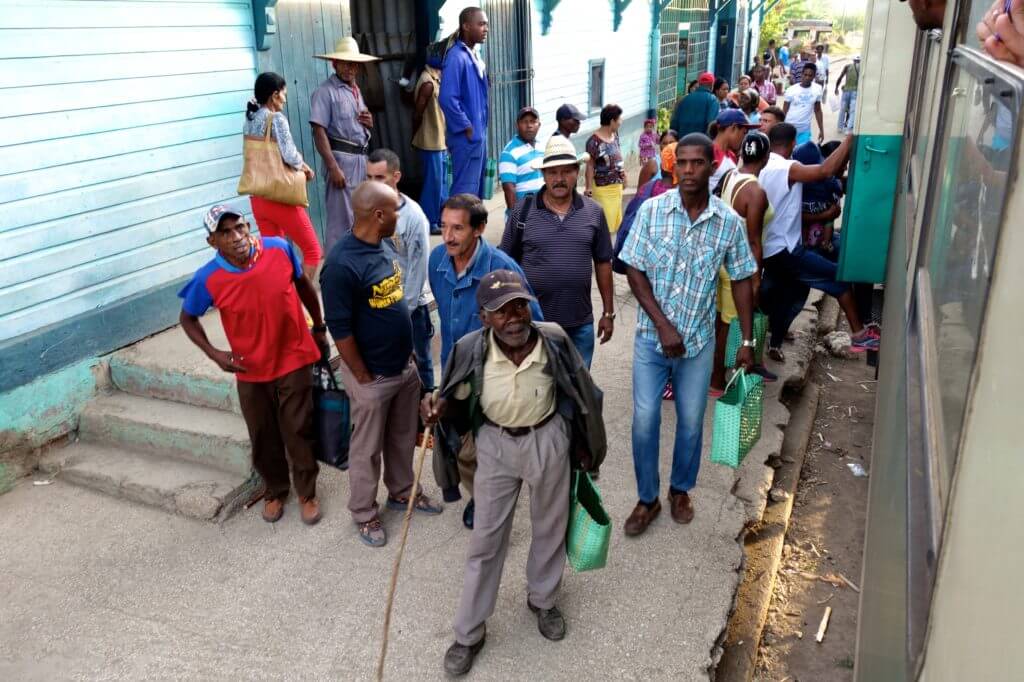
[698,72,715,86]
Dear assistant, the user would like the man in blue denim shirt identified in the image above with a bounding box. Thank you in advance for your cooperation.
[428,193,541,527]
[619,133,757,536]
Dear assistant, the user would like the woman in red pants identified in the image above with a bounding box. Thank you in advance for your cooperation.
[244,72,323,280]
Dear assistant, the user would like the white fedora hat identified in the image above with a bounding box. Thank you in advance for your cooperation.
[531,135,589,170]
[315,37,380,63]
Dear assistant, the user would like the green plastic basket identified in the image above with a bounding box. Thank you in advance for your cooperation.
[566,471,611,572]
[724,311,768,367]
[711,368,765,468]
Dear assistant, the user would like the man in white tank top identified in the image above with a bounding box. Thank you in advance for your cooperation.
[757,124,878,357]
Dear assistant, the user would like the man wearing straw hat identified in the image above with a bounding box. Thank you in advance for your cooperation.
[311,37,380,253]
[421,269,606,676]
[500,134,615,371]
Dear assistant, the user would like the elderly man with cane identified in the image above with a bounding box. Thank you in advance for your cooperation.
[421,270,606,676]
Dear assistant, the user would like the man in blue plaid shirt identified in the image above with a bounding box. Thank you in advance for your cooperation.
[619,133,758,536]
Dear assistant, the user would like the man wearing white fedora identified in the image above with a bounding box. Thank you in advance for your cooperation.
[500,134,615,370]
[310,37,380,253]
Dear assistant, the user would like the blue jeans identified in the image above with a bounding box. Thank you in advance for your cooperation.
[631,335,714,503]
[838,90,857,133]
[563,323,595,369]
[418,149,448,230]
[411,305,435,391]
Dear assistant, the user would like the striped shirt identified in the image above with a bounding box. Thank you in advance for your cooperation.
[500,189,613,328]
[619,191,757,356]
[498,135,544,199]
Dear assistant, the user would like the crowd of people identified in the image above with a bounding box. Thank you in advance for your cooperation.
[177,7,878,676]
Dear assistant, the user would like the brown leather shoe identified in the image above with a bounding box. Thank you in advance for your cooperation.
[623,499,661,536]
[670,491,694,524]
[262,498,284,523]
[300,497,321,525]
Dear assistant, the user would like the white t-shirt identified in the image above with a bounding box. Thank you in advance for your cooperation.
[709,155,737,194]
[759,153,802,258]
[816,55,830,81]
[784,83,822,132]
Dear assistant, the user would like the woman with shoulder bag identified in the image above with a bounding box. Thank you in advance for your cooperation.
[242,72,322,279]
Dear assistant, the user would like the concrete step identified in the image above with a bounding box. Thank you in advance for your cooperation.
[40,442,257,522]
[78,391,251,476]
[109,312,240,414]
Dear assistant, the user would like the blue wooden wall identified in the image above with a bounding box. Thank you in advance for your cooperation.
[0,0,258,343]
[256,1,351,244]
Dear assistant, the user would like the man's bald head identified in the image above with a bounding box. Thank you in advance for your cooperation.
[351,180,401,241]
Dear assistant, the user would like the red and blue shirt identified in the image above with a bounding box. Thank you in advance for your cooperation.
[178,237,320,382]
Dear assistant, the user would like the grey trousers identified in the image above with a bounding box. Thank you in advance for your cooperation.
[337,358,420,523]
[453,416,571,645]
[324,150,366,254]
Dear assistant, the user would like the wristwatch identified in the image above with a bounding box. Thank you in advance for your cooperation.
[741,339,756,348]
[312,324,328,333]
[602,311,616,320]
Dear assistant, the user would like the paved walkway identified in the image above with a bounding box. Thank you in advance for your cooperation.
[0,95,847,679]
[0,275,820,681]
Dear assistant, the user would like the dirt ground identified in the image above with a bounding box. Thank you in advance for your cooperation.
[753,322,877,682]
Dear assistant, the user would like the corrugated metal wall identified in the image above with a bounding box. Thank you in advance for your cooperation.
[479,0,532,163]
[350,0,420,182]
[0,0,258,343]
[256,1,351,243]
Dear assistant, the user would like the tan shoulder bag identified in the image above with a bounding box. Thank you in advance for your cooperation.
[237,114,309,207]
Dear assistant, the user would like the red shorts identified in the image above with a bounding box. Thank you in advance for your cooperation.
[249,196,323,265]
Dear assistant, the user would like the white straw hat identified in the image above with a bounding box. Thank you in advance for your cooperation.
[315,37,380,63]
[531,135,589,170]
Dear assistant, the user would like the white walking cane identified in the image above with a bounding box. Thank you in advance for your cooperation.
[376,390,439,681]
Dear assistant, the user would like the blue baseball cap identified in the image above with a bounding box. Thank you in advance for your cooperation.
[203,204,241,233]
[716,109,760,129]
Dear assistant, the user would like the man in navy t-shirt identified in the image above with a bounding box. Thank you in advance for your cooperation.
[320,181,444,547]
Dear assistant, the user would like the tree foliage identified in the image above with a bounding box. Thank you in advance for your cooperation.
[759,0,865,52]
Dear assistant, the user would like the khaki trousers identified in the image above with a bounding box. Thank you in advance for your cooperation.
[236,365,319,501]
[453,416,571,646]
[338,359,421,523]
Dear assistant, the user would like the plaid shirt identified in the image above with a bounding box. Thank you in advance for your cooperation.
[619,190,757,356]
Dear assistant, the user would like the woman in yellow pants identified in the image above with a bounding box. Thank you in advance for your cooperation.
[585,104,626,232]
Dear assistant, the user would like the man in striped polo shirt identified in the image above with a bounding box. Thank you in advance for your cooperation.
[498,106,544,212]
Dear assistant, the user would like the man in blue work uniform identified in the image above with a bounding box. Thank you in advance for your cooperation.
[439,7,490,197]
[428,193,542,528]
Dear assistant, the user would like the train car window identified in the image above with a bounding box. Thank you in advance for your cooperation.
[916,48,1020,493]
[912,32,944,215]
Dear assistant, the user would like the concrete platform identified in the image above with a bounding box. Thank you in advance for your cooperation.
[40,442,255,521]
[0,267,820,680]
[110,310,241,414]
[79,391,251,476]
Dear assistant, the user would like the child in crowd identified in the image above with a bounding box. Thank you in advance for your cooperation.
[636,118,660,188]
[659,129,679,183]
[794,141,844,260]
